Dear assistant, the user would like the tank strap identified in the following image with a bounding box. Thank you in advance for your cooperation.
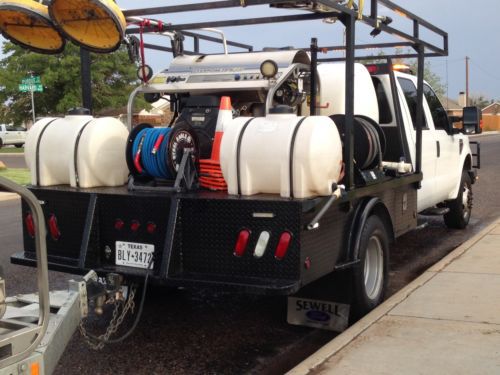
[236,118,256,195]
[35,119,58,186]
[288,117,307,199]
[73,120,94,188]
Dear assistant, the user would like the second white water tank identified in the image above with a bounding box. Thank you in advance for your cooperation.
[25,113,129,188]
[220,112,343,198]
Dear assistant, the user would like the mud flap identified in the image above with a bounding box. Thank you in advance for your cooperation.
[287,296,350,331]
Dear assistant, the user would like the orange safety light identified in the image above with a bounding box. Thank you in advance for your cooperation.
[31,362,40,375]
[392,64,412,73]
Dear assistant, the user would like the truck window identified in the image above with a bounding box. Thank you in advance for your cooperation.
[372,77,392,125]
[397,78,428,130]
[423,84,449,131]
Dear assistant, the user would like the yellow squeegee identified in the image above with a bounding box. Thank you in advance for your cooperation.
[0,0,65,54]
[49,0,126,53]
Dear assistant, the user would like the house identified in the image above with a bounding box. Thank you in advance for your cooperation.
[482,102,500,115]
[481,102,500,131]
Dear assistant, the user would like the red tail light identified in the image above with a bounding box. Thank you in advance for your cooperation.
[275,231,292,260]
[48,214,61,241]
[130,220,141,232]
[25,212,35,238]
[114,219,125,231]
[234,229,251,257]
[147,222,157,234]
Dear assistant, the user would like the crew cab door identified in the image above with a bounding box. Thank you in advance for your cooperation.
[423,84,461,202]
[396,75,437,212]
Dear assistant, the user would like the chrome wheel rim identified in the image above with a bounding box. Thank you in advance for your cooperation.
[462,183,472,220]
[364,235,384,301]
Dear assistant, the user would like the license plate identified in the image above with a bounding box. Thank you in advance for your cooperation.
[115,241,154,269]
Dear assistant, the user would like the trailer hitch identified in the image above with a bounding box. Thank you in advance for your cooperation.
[79,258,153,350]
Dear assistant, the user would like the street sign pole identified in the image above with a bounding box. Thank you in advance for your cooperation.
[30,87,36,125]
[19,75,42,124]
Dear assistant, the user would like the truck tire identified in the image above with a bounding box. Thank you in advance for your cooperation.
[15,144,23,148]
[0,138,3,149]
[352,215,389,317]
[444,171,472,229]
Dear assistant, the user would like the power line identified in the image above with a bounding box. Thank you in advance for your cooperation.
[469,59,500,81]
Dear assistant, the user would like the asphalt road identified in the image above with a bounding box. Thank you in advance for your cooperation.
[0,153,27,169]
[0,133,498,374]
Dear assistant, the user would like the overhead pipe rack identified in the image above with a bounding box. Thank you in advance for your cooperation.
[122,0,448,190]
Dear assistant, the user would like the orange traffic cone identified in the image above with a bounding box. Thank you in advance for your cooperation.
[199,96,232,191]
[210,96,232,162]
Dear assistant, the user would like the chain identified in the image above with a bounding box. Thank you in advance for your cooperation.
[79,285,137,350]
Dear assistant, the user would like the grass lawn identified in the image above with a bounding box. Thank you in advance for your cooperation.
[0,168,30,185]
[0,147,24,154]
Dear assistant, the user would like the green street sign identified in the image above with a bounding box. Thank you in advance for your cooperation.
[19,83,43,92]
[21,76,41,85]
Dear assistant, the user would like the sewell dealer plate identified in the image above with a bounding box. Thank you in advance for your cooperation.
[116,241,154,269]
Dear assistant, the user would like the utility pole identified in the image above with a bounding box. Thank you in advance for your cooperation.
[465,56,470,106]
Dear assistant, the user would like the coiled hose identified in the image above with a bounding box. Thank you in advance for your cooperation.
[132,127,173,179]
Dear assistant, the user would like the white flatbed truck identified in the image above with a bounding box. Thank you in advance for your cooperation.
[0,1,482,372]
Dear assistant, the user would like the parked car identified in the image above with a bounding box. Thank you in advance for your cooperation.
[0,124,26,148]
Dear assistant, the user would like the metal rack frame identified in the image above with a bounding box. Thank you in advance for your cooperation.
[117,0,447,191]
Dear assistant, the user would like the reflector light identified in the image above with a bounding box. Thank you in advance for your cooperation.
[31,362,40,375]
[147,222,157,234]
[130,220,141,232]
[254,231,271,258]
[48,214,61,241]
[234,229,251,257]
[114,219,124,231]
[275,231,292,260]
[25,212,35,238]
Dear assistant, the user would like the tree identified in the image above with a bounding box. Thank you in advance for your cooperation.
[408,61,446,98]
[0,42,148,125]
[469,94,492,109]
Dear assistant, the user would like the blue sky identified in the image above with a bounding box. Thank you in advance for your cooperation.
[2,1,499,101]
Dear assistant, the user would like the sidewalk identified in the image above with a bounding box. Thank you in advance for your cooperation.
[0,193,19,202]
[290,219,500,375]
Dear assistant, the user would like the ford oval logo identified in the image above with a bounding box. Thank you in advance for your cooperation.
[306,310,330,322]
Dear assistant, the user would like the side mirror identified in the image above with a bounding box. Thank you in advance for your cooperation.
[462,106,483,135]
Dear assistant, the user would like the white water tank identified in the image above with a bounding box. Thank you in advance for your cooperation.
[25,114,129,188]
[316,63,379,123]
[220,112,343,198]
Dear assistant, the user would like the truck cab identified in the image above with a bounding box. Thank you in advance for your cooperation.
[369,65,479,227]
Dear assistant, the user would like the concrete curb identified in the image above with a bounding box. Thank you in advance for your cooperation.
[0,153,24,157]
[0,193,20,202]
[288,219,500,375]
[469,131,499,138]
